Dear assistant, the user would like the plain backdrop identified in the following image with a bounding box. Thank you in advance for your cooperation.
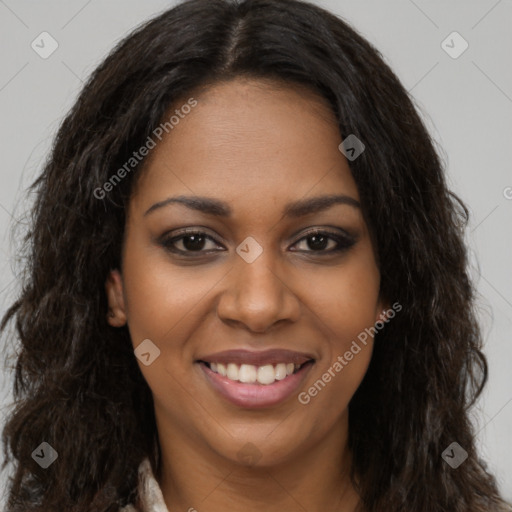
[0,0,511,505]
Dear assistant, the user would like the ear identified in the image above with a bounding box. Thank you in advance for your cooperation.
[375,296,391,324]
[105,269,127,327]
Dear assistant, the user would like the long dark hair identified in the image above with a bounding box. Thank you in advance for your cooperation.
[1,0,509,510]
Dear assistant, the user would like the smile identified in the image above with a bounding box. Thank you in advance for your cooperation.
[197,359,314,409]
[205,361,305,385]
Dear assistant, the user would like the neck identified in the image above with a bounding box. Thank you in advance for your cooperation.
[156,412,360,512]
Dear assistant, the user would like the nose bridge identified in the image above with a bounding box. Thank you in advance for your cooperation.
[216,242,299,332]
[238,247,282,294]
[235,244,286,308]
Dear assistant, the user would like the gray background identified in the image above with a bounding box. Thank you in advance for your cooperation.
[0,0,511,504]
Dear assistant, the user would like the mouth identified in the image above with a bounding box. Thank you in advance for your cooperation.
[198,360,312,385]
[196,356,315,409]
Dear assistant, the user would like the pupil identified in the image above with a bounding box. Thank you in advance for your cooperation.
[183,234,205,251]
[308,234,328,251]
[181,234,329,251]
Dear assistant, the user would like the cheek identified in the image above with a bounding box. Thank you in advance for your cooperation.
[120,239,226,412]
[120,245,212,423]
[304,245,381,344]
[297,247,380,407]
[121,240,219,346]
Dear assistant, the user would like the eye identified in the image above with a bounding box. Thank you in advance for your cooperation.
[159,229,225,255]
[290,229,356,254]
[159,227,356,257]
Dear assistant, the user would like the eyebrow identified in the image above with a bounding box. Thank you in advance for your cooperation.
[144,193,361,218]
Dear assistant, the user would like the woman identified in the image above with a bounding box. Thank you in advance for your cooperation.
[1,0,509,510]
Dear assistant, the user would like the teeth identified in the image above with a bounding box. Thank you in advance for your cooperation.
[275,363,288,380]
[239,364,257,383]
[207,361,304,385]
[226,363,239,380]
[257,365,276,385]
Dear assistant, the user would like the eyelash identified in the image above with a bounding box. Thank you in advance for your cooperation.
[159,228,356,257]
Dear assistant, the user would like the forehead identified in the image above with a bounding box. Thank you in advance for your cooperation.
[132,78,360,210]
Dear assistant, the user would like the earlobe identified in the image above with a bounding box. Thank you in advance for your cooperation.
[105,269,127,327]
[376,298,391,324]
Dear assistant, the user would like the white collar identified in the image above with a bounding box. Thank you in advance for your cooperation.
[120,457,169,512]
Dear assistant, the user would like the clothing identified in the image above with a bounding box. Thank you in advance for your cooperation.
[120,458,169,512]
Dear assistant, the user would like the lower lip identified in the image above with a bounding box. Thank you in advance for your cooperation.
[198,361,314,409]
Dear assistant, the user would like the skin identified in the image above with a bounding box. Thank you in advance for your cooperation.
[106,77,388,512]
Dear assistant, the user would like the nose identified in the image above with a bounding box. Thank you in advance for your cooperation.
[216,250,301,333]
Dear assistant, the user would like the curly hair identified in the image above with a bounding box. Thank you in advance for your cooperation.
[1,0,509,510]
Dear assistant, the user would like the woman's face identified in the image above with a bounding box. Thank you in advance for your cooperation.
[107,77,386,467]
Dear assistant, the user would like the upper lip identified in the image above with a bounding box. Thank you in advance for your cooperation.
[197,349,315,367]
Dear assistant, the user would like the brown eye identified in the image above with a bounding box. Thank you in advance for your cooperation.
[291,229,356,254]
[160,230,224,255]
[159,228,356,258]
